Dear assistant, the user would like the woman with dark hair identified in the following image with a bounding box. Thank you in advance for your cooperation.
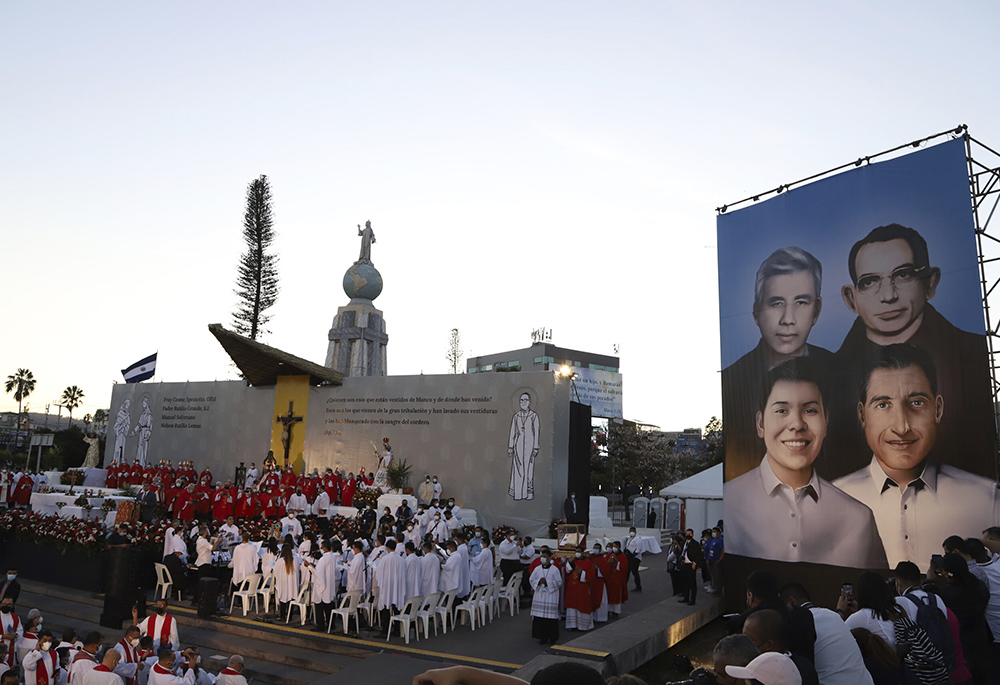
[274,542,300,616]
[842,571,918,648]
[850,627,902,685]
[934,553,991,684]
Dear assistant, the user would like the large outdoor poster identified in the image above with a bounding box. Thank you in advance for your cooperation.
[718,138,998,573]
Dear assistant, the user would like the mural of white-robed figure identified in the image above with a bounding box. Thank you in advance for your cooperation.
[113,399,132,465]
[131,394,153,466]
[508,389,540,501]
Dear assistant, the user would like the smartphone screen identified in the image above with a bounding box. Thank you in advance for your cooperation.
[842,583,854,602]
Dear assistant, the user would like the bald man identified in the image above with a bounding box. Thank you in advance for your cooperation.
[215,655,247,685]
[81,649,124,685]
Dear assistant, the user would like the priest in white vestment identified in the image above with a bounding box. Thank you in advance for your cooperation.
[80,648,125,685]
[471,541,494,588]
[344,542,370,595]
[313,542,339,630]
[22,631,61,685]
[420,544,442,598]
[454,537,471,599]
[147,649,196,685]
[375,540,408,629]
[438,542,462,594]
[403,544,423,601]
[113,626,144,685]
[134,600,179,651]
[273,547,300,611]
[214,656,247,685]
[228,540,259,589]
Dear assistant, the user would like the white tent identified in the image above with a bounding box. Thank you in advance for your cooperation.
[658,462,723,499]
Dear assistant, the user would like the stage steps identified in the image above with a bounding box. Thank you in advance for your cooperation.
[19,581,370,685]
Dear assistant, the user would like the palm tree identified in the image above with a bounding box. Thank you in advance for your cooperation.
[61,385,85,429]
[93,408,108,434]
[5,369,35,430]
[83,413,93,431]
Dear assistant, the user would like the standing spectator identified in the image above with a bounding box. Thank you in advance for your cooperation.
[742,609,819,685]
[666,536,683,597]
[624,527,645,593]
[0,570,20,606]
[137,483,159,524]
[966,537,1000,665]
[529,550,562,646]
[944,536,991,590]
[705,528,724,594]
[710,634,760,685]
[678,529,703,605]
[933,553,992,684]
[564,492,582,525]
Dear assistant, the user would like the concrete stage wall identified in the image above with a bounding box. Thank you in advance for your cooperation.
[106,372,571,536]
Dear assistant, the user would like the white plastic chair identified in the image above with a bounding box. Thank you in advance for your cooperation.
[387,596,422,644]
[434,589,457,634]
[454,586,484,630]
[359,589,380,627]
[328,590,362,634]
[415,592,441,638]
[485,578,503,622]
[229,573,262,616]
[287,584,315,625]
[497,571,522,617]
[257,574,276,614]
[154,563,182,602]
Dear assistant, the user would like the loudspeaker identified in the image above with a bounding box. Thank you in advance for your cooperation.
[197,577,219,618]
[101,548,144,627]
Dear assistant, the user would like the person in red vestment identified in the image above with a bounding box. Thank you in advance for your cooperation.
[212,487,234,521]
[106,464,119,489]
[194,478,213,517]
[260,490,280,519]
[588,544,611,622]
[302,475,318,503]
[362,471,374,486]
[341,475,356,507]
[12,473,33,508]
[175,485,196,522]
[563,546,595,631]
[199,467,213,484]
[165,480,185,518]
[129,461,144,485]
[234,490,254,519]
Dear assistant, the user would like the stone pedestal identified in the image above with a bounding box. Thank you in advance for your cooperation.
[325,300,388,377]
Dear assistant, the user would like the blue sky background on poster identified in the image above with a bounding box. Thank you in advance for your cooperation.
[717,138,982,367]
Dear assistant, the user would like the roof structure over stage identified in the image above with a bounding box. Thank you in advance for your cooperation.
[208,323,345,387]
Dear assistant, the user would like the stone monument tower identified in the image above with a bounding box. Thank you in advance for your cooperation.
[325,220,388,376]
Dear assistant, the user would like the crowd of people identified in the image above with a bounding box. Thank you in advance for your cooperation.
[0,590,251,685]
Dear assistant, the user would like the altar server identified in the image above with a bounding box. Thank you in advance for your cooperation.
[22,630,61,685]
[134,600,179,651]
[404,543,423,601]
[420,543,441,598]
[375,540,407,633]
[530,551,563,645]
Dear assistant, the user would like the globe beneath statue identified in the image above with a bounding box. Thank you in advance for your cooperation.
[343,262,383,301]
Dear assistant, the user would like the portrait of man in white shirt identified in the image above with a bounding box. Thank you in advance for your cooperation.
[834,343,1000,567]
[725,356,887,567]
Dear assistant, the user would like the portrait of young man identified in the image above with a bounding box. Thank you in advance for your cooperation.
[722,247,834,480]
[724,356,887,568]
[827,224,995,477]
[833,343,1000,567]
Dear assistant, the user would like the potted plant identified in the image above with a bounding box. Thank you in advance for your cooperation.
[386,459,412,493]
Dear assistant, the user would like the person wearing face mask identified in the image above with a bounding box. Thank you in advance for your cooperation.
[564,492,583,525]
[497,533,521,585]
[0,597,22,667]
[112,626,144,685]
[418,476,434,506]
[0,570,19,607]
[147,647,197,685]
[470,535,494,588]
[623,527,645,592]
[403,522,421,549]
[280,512,302,540]
[215,655,247,685]
[23,629,60,685]
[68,631,104,683]
[132,600,178,652]
[429,513,449,544]
[564,546,594,631]
[588,543,611,624]
[431,476,443,501]
[608,543,629,617]
[530,552,563,645]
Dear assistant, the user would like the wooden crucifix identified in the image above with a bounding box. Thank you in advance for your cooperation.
[276,401,304,469]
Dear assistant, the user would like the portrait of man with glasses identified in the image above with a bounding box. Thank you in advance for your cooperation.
[827,223,995,476]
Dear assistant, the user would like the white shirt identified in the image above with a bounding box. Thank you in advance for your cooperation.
[313,552,339,604]
[376,552,408,611]
[195,537,213,567]
[147,662,196,685]
[228,542,259,586]
[449,505,462,520]
[313,491,330,515]
[498,539,520,561]
[138,613,179,651]
[219,524,240,544]
[80,666,125,685]
[280,517,303,539]
[432,482,442,498]
[345,554,369,594]
[844,597,918,648]
[977,554,1000,642]
[519,544,535,564]
[807,607,874,685]
[726,456,888,567]
[834,457,1000,567]
[287,494,308,513]
[23,647,61,685]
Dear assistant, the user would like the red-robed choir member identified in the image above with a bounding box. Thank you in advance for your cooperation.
[12,473,34,508]
[212,487,234,520]
[175,486,196,521]
[235,490,255,519]
[563,546,594,631]
[341,475,356,507]
[588,543,611,623]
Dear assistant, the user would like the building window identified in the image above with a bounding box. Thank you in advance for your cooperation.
[534,355,554,365]
[468,367,478,373]
[495,362,507,371]
[481,364,493,372]
[508,361,521,372]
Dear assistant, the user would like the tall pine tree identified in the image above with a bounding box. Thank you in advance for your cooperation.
[233,175,279,340]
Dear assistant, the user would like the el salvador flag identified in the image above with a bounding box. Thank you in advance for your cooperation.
[122,353,157,383]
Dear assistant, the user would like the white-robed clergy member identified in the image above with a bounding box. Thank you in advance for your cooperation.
[403,543,423,601]
[69,632,104,684]
[345,541,370,595]
[454,534,471,599]
[22,630,61,685]
[312,540,339,631]
[112,626,144,685]
[429,514,449,544]
[439,542,462,595]
[80,648,123,685]
[420,543,441,598]
[228,539,259,590]
[133,600,179,651]
[280,512,303,540]
[530,550,562,646]
[471,537,494,588]
[375,540,408,634]
[162,522,187,563]
[147,648,196,685]
[0,596,23,667]
[214,655,247,685]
